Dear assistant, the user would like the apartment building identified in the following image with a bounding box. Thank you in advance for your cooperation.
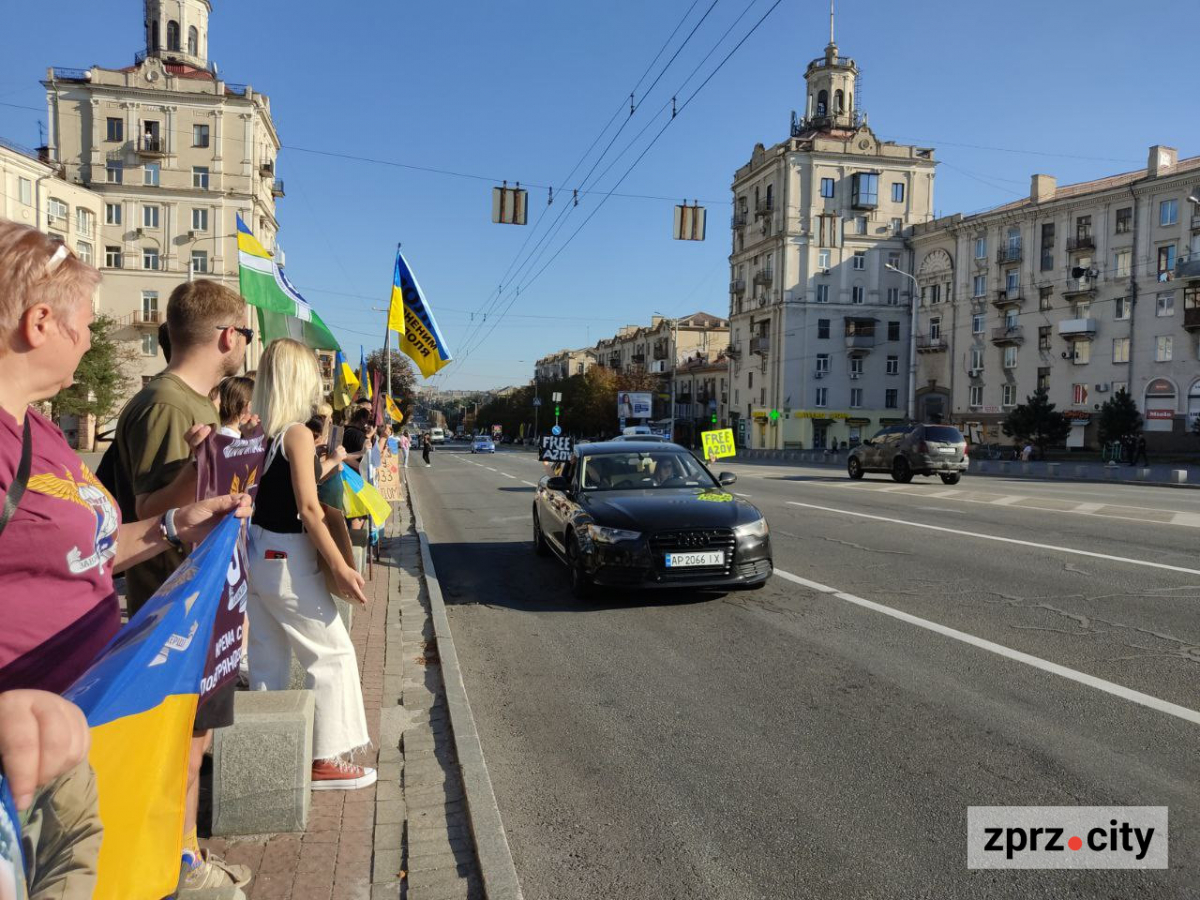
[672,354,731,447]
[911,146,1200,450]
[534,347,596,382]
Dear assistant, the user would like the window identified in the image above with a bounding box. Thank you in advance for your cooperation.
[1005,309,1018,329]
[969,385,983,407]
[192,208,209,232]
[817,318,830,339]
[142,333,158,357]
[856,216,868,235]
[1003,346,1017,369]
[969,347,984,370]
[818,248,831,269]
[974,236,987,259]
[143,205,160,228]
[1075,215,1092,242]
[886,250,901,269]
[75,241,92,265]
[190,123,211,148]
[1040,222,1055,271]
[1161,198,1179,227]
[888,321,900,341]
[1114,249,1131,277]
[852,251,866,270]
[1005,269,1019,292]
[47,197,67,225]
[891,182,905,203]
[1038,326,1051,351]
[1039,287,1053,312]
[142,247,159,270]
[1072,384,1088,406]
[106,117,123,142]
[886,287,899,306]
[748,372,753,389]
[75,208,94,237]
[105,246,121,268]
[820,177,835,198]
[815,387,828,407]
[885,389,898,409]
[886,355,899,375]
[1115,296,1130,320]
[850,356,864,375]
[106,203,122,226]
[1157,292,1175,316]
[850,388,863,408]
[816,284,830,303]
[973,274,986,297]
[142,162,160,187]
[1037,367,1050,393]
[1113,337,1130,363]
[972,313,984,334]
[929,316,941,340]
[1116,207,1132,234]
[851,285,865,304]
[817,214,838,247]
[18,177,31,206]
[924,284,942,305]
[1158,244,1176,276]
[851,172,878,208]
[891,217,903,235]
[188,25,199,56]
[167,20,180,50]
[1073,341,1090,365]
[142,291,159,320]
[191,250,208,274]
[1156,335,1173,361]
[1003,384,1017,407]
[105,161,123,184]
[1073,300,1091,319]
[193,166,210,189]
[816,353,830,373]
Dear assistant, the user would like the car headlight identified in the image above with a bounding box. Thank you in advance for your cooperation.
[587,524,642,544]
[734,518,769,539]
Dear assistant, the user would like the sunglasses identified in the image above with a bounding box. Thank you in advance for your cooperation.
[216,325,255,342]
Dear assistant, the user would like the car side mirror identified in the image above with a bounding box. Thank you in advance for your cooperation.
[545,476,570,492]
[862,439,873,446]
[718,472,737,486]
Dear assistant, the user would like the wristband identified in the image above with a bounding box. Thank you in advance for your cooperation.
[160,508,183,549]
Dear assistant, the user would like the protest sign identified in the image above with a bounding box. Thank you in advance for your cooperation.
[377,446,402,502]
[539,434,574,463]
[701,428,737,461]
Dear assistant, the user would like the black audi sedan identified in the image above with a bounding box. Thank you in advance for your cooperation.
[533,441,772,598]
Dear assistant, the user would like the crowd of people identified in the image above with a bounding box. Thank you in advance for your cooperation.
[0,219,399,896]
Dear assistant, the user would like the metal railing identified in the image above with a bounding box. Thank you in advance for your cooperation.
[996,245,1022,264]
[1067,234,1095,252]
[50,67,91,81]
[990,325,1024,343]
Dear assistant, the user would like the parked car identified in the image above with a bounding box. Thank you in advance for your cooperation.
[472,435,496,454]
[847,423,969,484]
[532,441,772,598]
[608,434,668,442]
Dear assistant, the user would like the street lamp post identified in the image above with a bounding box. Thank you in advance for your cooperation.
[886,262,921,422]
[654,311,678,441]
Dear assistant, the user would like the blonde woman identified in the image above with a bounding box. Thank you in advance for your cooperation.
[246,339,374,789]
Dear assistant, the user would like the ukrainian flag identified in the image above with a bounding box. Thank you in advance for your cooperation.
[333,350,359,411]
[358,347,373,402]
[384,394,404,423]
[65,516,242,900]
[341,465,392,526]
[386,248,453,378]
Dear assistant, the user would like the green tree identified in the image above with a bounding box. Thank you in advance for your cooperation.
[365,348,417,404]
[1001,387,1071,453]
[1098,388,1142,445]
[52,313,139,435]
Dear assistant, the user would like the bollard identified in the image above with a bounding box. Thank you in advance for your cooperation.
[1073,465,1088,478]
[1172,469,1188,484]
[1136,468,1151,481]
[1046,463,1060,477]
[1020,462,1032,475]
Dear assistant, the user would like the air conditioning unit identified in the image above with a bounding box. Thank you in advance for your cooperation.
[814,371,825,379]
[187,229,197,239]
[135,227,145,237]
[850,373,861,380]
[1095,382,1110,393]
[821,268,831,276]
[968,368,983,377]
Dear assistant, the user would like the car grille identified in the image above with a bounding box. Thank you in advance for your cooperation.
[649,528,735,577]
[736,558,772,579]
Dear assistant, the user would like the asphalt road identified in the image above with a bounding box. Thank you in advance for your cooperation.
[409,445,1200,900]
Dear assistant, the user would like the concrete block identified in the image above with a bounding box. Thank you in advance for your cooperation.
[1046,463,1060,477]
[1105,466,1119,480]
[1074,465,1088,478]
[997,461,1009,473]
[1020,462,1032,475]
[1172,469,1188,483]
[975,461,987,473]
[211,690,314,836]
[1136,467,1151,481]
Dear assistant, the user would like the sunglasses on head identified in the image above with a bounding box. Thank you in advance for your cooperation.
[215,325,255,342]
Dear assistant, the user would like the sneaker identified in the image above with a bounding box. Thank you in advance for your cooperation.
[178,850,251,891]
[311,759,378,791]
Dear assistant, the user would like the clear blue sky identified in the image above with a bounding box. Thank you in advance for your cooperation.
[2,0,1195,390]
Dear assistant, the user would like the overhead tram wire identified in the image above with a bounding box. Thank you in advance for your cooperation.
[447,0,785,380]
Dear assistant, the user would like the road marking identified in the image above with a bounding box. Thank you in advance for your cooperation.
[1074,502,1104,513]
[501,472,517,479]
[990,495,1023,506]
[485,467,497,472]
[1172,512,1200,527]
[784,500,1200,576]
[735,492,753,498]
[521,481,538,487]
[773,568,1200,727]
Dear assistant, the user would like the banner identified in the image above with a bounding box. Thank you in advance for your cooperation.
[617,392,653,418]
[701,428,737,461]
[539,435,574,463]
[388,249,453,378]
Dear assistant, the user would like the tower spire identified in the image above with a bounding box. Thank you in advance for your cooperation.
[829,0,835,46]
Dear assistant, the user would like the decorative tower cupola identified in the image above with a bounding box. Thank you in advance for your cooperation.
[144,0,212,70]
[802,0,859,130]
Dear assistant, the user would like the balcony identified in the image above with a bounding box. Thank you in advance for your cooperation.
[754,197,774,217]
[750,336,770,355]
[1176,254,1200,280]
[133,309,161,328]
[259,161,275,178]
[677,393,693,405]
[1067,234,1095,252]
[730,279,746,294]
[753,269,773,286]
[1062,275,1097,297]
[996,245,1022,264]
[992,287,1024,309]
[653,346,668,360]
[731,211,747,229]
[916,335,947,353]
[136,135,167,157]
[844,334,876,351]
[1183,308,1200,332]
[272,179,285,198]
[631,353,645,365]
[990,325,1024,345]
[1057,318,1097,340]
[724,344,740,359]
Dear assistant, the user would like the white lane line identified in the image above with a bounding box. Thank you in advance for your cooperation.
[485,467,497,472]
[501,473,517,479]
[521,480,538,487]
[1074,502,1104,513]
[990,495,1023,506]
[784,500,1200,577]
[735,492,754,498]
[773,568,1200,727]
[1172,512,1200,527]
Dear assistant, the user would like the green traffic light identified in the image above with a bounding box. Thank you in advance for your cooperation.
[769,409,780,421]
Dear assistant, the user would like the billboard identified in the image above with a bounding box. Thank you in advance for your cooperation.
[617,392,653,418]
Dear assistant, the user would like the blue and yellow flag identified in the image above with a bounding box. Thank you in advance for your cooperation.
[386,248,453,378]
[64,516,242,900]
[341,465,392,526]
[384,394,404,423]
[358,346,373,402]
[333,350,359,411]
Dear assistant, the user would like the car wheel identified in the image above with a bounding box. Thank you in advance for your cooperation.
[532,510,550,557]
[566,534,594,601]
[940,473,962,485]
[892,457,913,484]
[847,457,864,480]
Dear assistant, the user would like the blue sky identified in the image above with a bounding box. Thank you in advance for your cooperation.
[2,0,1195,390]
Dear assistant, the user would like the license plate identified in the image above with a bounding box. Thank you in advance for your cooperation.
[938,447,957,454]
[665,551,725,568]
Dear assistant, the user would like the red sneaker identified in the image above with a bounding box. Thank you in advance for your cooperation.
[311,759,377,791]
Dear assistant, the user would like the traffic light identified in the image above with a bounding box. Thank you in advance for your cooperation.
[769,409,780,421]
[555,405,561,417]
[710,412,718,424]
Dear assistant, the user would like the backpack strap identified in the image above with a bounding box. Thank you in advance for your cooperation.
[0,416,34,541]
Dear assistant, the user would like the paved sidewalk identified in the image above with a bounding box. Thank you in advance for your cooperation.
[201,495,481,899]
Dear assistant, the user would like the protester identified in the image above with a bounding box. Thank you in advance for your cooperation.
[399,429,411,468]
[422,432,432,467]
[1132,434,1148,467]
[109,278,254,892]
[341,407,372,572]
[1021,442,1034,462]
[0,222,250,895]
[245,339,375,789]
[211,375,255,438]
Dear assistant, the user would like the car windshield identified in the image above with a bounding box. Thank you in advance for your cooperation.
[578,451,717,491]
[924,426,964,443]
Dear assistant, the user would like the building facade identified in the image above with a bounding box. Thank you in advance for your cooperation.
[672,354,731,448]
[728,36,936,450]
[534,347,596,382]
[910,146,1200,450]
[42,0,282,393]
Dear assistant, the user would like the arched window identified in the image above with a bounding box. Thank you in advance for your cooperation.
[835,90,845,113]
[150,21,160,50]
[816,90,828,116]
[187,26,198,56]
[167,20,180,51]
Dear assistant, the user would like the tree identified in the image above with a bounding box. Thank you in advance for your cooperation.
[1098,389,1142,445]
[52,313,140,435]
[365,348,417,404]
[1001,388,1070,453]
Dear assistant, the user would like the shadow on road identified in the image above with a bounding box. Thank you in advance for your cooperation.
[496,486,536,493]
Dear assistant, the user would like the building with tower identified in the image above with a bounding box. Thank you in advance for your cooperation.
[727,10,936,449]
[40,0,282,396]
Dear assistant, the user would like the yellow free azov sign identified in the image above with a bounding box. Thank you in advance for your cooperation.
[701,428,736,461]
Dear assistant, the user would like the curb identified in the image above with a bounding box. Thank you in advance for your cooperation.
[406,478,525,900]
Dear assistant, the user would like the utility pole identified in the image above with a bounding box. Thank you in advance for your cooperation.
[887,263,921,421]
[655,311,678,440]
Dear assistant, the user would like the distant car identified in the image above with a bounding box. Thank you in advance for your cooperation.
[622,425,653,436]
[847,423,969,484]
[430,427,446,444]
[609,434,668,443]
[472,436,496,454]
[532,441,772,598]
